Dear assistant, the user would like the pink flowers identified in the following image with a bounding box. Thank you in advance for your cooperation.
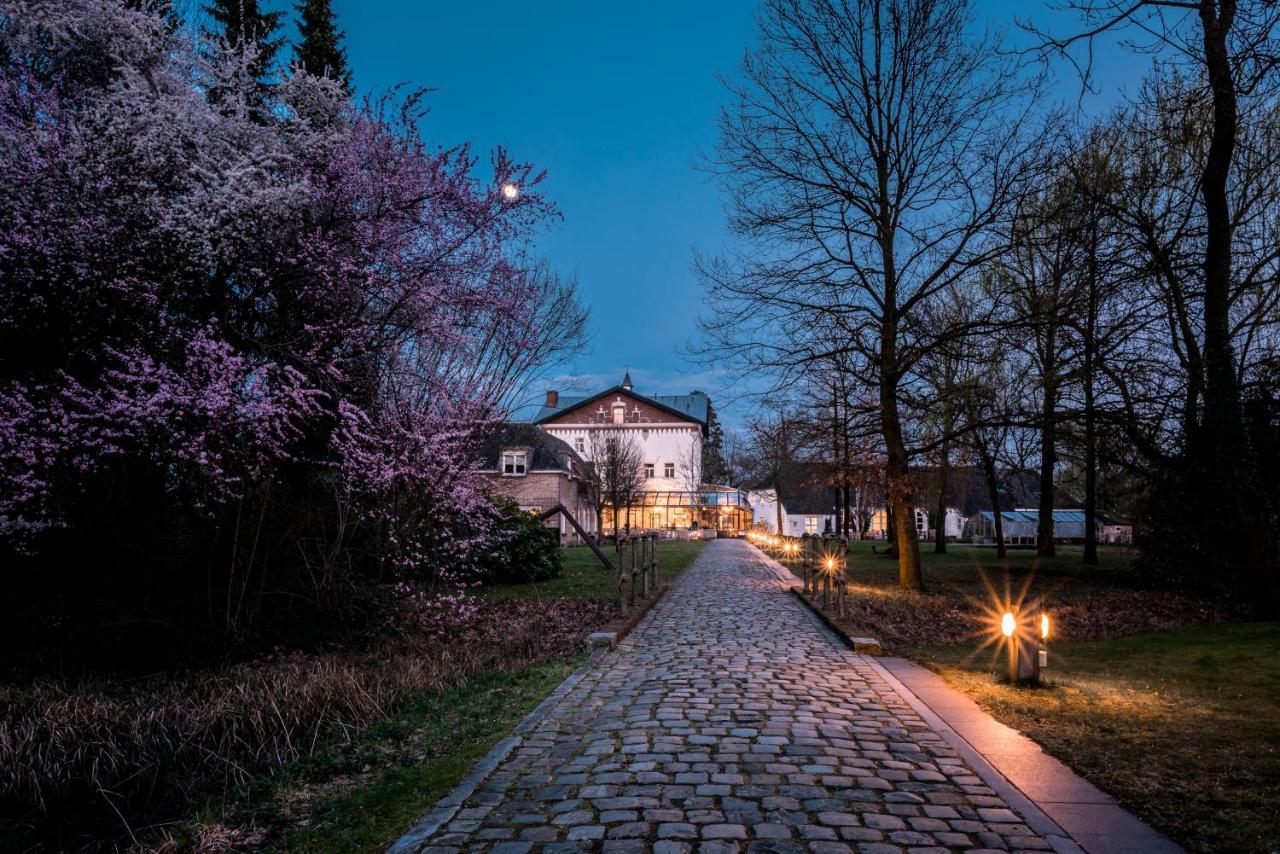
[0,0,584,619]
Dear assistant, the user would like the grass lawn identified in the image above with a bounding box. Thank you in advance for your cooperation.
[478,538,712,602]
[908,622,1280,853]
[841,539,1139,585]
[215,659,581,853]
[773,539,1238,649]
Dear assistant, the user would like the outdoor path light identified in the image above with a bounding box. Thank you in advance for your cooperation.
[1001,608,1050,686]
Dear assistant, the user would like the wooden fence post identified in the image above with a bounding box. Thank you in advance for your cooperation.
[629,535,638,607]
[650,533,658,590]
[640,534,650,598]
[616,535,627,610]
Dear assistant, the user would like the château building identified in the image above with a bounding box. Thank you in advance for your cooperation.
[533,372,752,535]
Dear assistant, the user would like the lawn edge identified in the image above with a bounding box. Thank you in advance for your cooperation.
[387,646,606,853]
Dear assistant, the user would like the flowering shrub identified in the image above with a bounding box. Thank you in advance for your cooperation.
[0,0,585,649]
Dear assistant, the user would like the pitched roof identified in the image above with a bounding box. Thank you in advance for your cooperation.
[475,423,586,475]
[533,386,709,427]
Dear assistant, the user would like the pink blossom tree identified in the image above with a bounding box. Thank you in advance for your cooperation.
[0,0,586,644]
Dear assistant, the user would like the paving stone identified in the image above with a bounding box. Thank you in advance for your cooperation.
[401,541,1056,853]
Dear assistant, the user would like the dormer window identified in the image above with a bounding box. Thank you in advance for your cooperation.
[502,450,527,476]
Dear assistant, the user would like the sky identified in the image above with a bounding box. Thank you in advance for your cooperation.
[275,1,1151,424]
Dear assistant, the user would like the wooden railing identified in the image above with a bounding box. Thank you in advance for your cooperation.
[615,532,659,610]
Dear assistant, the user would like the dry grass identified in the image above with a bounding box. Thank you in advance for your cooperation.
[0,596,615,850]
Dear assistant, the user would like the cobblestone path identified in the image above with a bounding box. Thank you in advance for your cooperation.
[413,539,1057,853]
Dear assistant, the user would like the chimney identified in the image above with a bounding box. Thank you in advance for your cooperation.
[545,389,559,408]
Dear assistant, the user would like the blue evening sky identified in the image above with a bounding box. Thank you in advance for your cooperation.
[273,1,1151,423]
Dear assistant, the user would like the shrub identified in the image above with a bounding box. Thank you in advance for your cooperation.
[475,498,564,584]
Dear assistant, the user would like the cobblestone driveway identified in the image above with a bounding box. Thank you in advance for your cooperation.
[412,539,1056,853]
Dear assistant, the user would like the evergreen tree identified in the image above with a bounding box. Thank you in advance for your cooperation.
[696,391,729,484]
[205,0,284,94]
[293,0,352,91]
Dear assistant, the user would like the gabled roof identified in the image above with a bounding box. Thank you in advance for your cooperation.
[476,423,586,475]
[533,386,709,428]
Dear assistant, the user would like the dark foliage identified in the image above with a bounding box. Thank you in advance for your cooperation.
[293,0,350,90]
[1137,362,1280,597]
[476,499,564,584]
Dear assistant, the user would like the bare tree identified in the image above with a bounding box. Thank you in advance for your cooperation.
[743,411,802,534]
[586,428,646,535]
[700,0,1038,589]
[1034,0,1280,613]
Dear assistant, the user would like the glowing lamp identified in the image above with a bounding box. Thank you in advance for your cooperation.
[1040,612,1051,640]
[825,556,835,572]
[1001,611,1016,638]
[501,182,520,201]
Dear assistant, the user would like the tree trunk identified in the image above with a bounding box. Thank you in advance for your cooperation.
[1197,0,1277,615]
[1083,222,1099,566]
[774,478,784,535]
[935,443,949,554]
[1037,368,1057,557]
[980,444,1007,559]
[882,381,923,589]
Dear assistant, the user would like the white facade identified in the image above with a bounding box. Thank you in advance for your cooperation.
[543,416,703,491]
[748,489,838,537]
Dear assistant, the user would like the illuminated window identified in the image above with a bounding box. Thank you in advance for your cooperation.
[805,516,818,534]
[612,403,625,424]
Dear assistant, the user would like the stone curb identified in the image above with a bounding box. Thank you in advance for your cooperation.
[863,655,1085,854]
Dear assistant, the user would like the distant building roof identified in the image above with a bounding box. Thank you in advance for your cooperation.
[533,385,709,427]
[476,423,586,475]
[978,509,1087,522]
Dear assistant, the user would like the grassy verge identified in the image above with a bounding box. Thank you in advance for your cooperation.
[196,542,712,850]
[478,538,712,602]
[768,540,1238,650]
[208,658,581,853]
[907,622,1280,853]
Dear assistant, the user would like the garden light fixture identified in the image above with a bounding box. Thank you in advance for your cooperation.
[1001,611,1016,638]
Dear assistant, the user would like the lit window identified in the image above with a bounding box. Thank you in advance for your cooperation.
[502,451,527,475]
[612,404,625,424]
[805,516,818,534]
[574,437,584,453]
[644,463,655,479]
[664,462,675,479]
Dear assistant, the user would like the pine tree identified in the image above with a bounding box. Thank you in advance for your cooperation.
[696,392,729,485]
[205,0,284,93]
[293,0,352,91]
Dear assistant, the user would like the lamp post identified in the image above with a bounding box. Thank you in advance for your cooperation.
[1001,608,1050,685]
